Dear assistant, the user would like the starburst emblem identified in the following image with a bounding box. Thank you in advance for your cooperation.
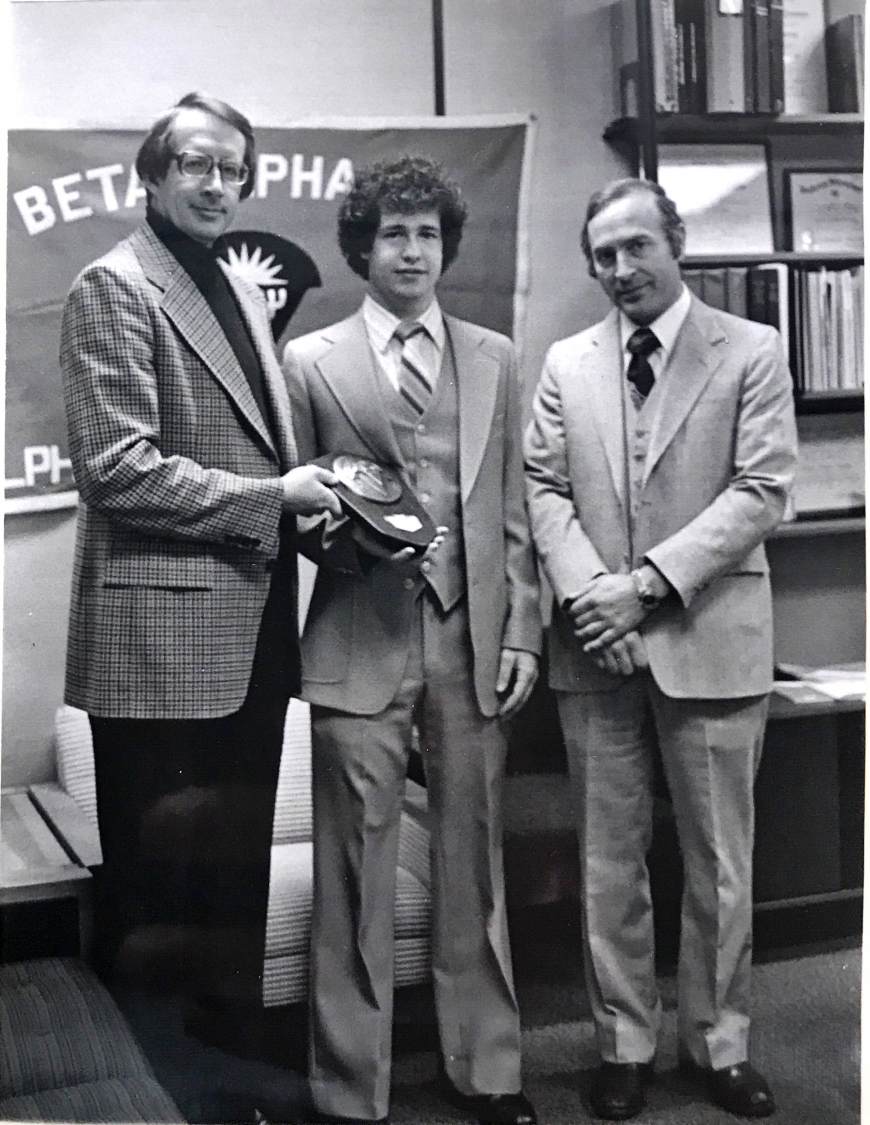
[224,243,288,288]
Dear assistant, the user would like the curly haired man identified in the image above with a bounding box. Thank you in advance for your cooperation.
[283,156,541,1125]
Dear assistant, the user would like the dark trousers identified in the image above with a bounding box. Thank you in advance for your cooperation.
[88,542,299,1010]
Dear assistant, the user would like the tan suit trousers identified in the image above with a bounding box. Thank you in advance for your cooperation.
[309,593,521,1121]
[557,675,768,1070]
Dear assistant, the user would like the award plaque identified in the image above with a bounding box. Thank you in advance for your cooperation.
[313,453,437,551]
[786,170,863,253]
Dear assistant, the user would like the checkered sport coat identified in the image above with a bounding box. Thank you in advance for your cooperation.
[60,223,298,719]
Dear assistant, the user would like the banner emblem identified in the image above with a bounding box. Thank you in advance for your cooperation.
[217,231,321,340]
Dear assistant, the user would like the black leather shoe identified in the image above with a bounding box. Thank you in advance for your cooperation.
[439,1078,536,1125]
[706,1063,775,1118]
[589,1062,654,1121]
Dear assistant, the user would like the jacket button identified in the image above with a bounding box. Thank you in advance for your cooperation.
[403,577,415,590]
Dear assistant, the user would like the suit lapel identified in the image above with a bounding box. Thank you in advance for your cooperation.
[643,298,727,485]
[315,311,403,466]
[583,310,628,513]
[132,225,278,460]
[447,317,500,502]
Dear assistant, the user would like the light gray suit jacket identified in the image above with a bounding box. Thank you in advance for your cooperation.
[283,309,541,717]
[61,223,298,719]
[524,297,798,699]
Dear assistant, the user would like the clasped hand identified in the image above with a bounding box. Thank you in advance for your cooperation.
[565,574,649,677]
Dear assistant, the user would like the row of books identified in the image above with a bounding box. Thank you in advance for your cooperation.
[683,263,864,393]
[794,265,864,392]
[613,0,864,117]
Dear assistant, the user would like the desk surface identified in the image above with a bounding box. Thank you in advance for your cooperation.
[0,787,93,901]
[769,693,865,721]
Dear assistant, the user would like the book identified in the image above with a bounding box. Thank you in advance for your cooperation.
[744,0,759,106]
[703,267,729,309]
[753,0,773,110]
[676,0,708,111]
[769,0,786,111]
[747,262,790,361]
[726,265,749,316]
[611,0,640,114]
[683,269,706,300]
[825,12,864,111]
[782,0,828,113]
[652,0,681,110]
[705,0,748,111]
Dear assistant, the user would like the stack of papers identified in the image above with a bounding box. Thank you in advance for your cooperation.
[773,662,865,703]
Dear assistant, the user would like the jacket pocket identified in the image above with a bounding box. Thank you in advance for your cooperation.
[102,546,215,589]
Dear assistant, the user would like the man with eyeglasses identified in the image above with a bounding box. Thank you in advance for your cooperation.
[60,92,341,1076]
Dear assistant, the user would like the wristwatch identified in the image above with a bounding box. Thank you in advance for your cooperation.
[630,568,663,610]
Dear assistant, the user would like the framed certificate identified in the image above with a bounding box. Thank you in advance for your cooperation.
[785,170,863,253]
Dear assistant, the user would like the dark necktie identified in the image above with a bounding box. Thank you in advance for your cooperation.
[394,322,432,416]
[626,327,661,399]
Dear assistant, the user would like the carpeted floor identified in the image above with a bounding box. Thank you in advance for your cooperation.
[116,935,860,1124]
[388,944,861,1125]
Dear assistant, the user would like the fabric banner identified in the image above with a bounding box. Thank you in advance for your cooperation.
[6,117,531,513]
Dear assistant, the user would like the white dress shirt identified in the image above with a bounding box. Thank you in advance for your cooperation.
[619,283,692,385]
[363,293,446,394]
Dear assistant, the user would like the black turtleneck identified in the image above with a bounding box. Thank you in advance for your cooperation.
[147,205,278,445]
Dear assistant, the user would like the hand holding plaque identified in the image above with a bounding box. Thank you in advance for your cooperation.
[311,453,437,554]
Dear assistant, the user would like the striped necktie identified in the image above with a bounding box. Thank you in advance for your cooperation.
[626,327,660,399]
[394,322,432,416]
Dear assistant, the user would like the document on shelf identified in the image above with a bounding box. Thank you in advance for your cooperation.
[775,661,866,702]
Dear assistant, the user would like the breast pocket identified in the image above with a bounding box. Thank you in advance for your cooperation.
[102,544,215,590]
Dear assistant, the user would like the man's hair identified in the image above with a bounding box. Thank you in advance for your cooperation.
[580,178,685,276]
[337,155,468,279]
[135,92,257,200]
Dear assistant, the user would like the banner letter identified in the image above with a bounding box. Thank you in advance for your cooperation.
[291,155,324,199]
[53,173,94,223]
[256,154,289,199]
[13,186,56,235]
[86,164,125,212]
[324,158,355,201]
[24,446,51,486]
[125,166,147,209]
[50,446,73,483]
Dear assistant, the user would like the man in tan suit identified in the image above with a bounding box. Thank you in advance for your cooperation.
[283,156,541,1125]
[60,93,340,1070]
[524,179,797,1121]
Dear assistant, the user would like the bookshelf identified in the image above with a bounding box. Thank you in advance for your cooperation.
[605,0,864,417]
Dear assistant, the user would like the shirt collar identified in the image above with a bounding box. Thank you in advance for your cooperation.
[363,293,445,353]
[619,283,692,361]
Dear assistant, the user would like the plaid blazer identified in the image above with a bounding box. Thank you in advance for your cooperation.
[60,223,298,719]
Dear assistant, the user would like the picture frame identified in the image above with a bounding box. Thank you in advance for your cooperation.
[657,143,774,255]
[785,169,863,253]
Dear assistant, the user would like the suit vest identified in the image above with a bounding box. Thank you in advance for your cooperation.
[379,333,465,612]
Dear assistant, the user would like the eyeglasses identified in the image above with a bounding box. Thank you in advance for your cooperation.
[171,151,248,185]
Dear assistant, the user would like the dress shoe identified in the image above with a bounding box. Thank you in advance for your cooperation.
[439,1077,537,1125]
[589,1062,654,1121]
[683,1060,775,1118]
